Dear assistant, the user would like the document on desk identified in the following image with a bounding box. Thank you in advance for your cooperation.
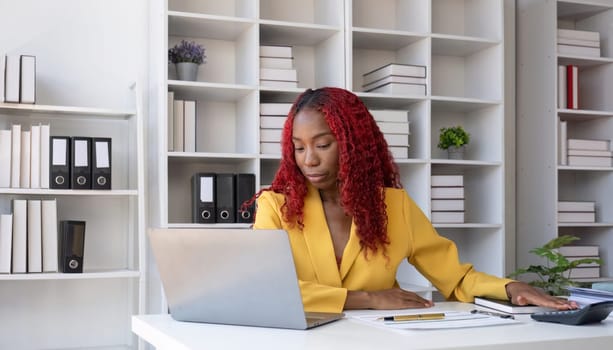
[349,311,518,330]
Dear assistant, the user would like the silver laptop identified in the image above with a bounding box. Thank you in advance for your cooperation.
[149,228,344,329]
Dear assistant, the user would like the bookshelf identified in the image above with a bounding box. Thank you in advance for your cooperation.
[0,91,146,348]
[149,0,506,307]
[517,0,613,283]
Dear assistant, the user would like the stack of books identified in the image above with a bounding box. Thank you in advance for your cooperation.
[557,64,579,109]
[558,201,596,223]
[259,102,292,154]
[567,138,612,167]
[0,123,50,189]
[167,91,196,153]
[362,63,426,96]
[369,109,411,159]
[557,245,601,280]
[259,45,298,88]
[557,28,601,58]
[430,175,465,223]
[1,54,36,104]
[567,286,613,306]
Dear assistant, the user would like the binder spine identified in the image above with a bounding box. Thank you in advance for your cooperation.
[215,173,235,223]
[192,173,216,223]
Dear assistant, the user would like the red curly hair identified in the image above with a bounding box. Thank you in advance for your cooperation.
[253,87,402,254]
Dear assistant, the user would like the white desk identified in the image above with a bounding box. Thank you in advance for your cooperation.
[132,302,613,350]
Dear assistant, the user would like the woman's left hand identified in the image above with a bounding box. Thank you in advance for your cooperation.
[505,281,578,310]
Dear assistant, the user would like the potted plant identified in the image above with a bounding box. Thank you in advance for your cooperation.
[508,235,603,296]
[168,40,206,81]
[437,126,470,159]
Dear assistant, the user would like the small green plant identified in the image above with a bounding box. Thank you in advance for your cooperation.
[437,126,470,150]
[508,235,602,296]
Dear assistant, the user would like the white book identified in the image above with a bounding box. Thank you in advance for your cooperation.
[568,138,610,151]
[474,297,555,314]
[557,28,600,42]
[167,91,174,151]
[568,149,613,157]
[431,211,465,223]
[0,214,12,273]
[41,199,58,272]
[260,103,293,116]
[383,133,409,147]
[20,130,31,188]
[431,199,465,211]
[260,68,297,81]
[39,124,50,189]
[260,128,282,143]
[557,44,600,57]
[0,55,5,102]
[431,186,464,199]
[557,66,566,109]
[260,79,298,88]
[558,201,595,212]
[11,199,27,273]
[566,256,601,268]
[10,124,21,188]
[366,82,426,96]
[369,109,409,123]
[567,267,600,279]
[19,55,36,104]
[27,199,42,273]
[363,63,427,84]
[558,245,599,257]
[559,119,567,165]
[557,211,595,223]
[173,100,184,152]
[567,156,612,167]
[260,116,287,129]
[0,129,11,187]
[568,65,578,109]
[260,142,281,154]
[260,57,294,69]
[431,175,463,187]
[183,100,196,152]
[388,146,408,159]
[557,37,600,48]
[363,75,427,91]
[30,124,41,189]
[376,121,410,135]
[4,54,20,103]
[260,45,293,58]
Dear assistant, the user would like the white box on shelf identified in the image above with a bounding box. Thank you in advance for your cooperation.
[557,28,600,42]
[376,121,410,134]
[557,44,600,57]
[566,256,601,267]
[363,63,427,85]
[19,55,36,104]
[568,149,613,157]
[260,57,294,69]
[383,133,409,147]
[431,186,464,199]
[260,79,298,88]
[567,156,612,167]
[260,103,293,116]
[567,267,600,279]
[558,245,599,257]
[557,37,600,48]
[19,130,31,188]
[10,124,21,188]
[260,128,283,143]
[431,175,463,187]
[558,201,595,212]
[568,139,610,151]
[260,116,287,129]
[260,68,298,81]
[260,45,293,58]
[365,82,426,96]
[363,75,427,91]
[388,146,408,159]
[369,109,409,123]
[557,211,596,223]
[183,100,196,153]
[4,54,20,103]
[260,142,281,154]
[27,199,42,273]
[558,118,567,165]
[431,199,465,211]
[431,211,465,223]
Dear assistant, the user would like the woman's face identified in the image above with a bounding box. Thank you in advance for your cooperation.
[291,108,340,192]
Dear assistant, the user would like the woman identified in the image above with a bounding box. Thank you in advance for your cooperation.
[252,87,575,313]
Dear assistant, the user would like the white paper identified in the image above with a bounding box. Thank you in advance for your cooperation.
[95,141,109,168]
[200,177,213,202]
[52,138,67,166]
[74,140,88,167]
[349,311,518,330]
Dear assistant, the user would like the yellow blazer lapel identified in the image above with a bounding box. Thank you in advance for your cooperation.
[339,222,362,280]
[301,185,342,287]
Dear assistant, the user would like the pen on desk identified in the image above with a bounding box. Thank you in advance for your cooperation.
[378,312,446,322]
[471,309,515,319]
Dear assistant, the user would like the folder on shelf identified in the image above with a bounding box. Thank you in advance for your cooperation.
[10,124,21,188]
[11,199,27,273]
[91,137,112,190]
[4,54,20,103]
[183,100,196,152]
[40,124,50,189]
[27,199,43,273]
[50,136,71,189]
[0,214,12,273]
[30,124,41,189]
[192,173,215,224]
[20,130,31,188]
[173,99,184,152]
[235,173,255,224]
[215,173,235,223]
[167,91,174,151]
[71,136,92,189]
[19,55,36,104]
[41,199,58,272]
[0,129,11,187]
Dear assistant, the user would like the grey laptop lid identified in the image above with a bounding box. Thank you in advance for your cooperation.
[149,228,343,330]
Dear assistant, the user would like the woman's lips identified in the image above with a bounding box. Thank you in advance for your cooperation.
[305,173,326,183]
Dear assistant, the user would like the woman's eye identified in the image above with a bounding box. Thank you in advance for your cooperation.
[317,143,330,149]
[294,145,304,152]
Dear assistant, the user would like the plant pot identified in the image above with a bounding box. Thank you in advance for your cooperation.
[447,145,466,160]
[176,62,199,81]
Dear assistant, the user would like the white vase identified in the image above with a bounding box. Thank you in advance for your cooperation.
[176,62,198,81]
[447,145,466,160]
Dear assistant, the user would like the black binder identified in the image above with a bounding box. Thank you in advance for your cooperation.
[91,137,112,190]
[235,173,255,223]
[50,136,71,189]
[192,173,215,223]
[59,220,86,273]
[71,137,92,189]
[215,173,235,223]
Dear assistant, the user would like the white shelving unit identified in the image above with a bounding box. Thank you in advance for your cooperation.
[0,88,146,349]
[149,0,506,305]
[517,0,613,282]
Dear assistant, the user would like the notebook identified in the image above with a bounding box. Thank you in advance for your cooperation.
[148,228,344,329]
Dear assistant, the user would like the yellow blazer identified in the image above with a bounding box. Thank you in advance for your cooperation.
[254,184,513,313]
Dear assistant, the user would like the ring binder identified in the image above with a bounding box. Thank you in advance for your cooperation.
[92,137,112,190]
[71,137,92,189]
[50,136,71,189]
[192,173,215,223]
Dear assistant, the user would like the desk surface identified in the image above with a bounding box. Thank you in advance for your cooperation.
[132,302,613,350]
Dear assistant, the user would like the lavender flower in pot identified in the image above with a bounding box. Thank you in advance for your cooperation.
[168,40,206,81]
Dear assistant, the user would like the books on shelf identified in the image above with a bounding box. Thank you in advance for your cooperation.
[557,28,600,42]
[168,95,197,153]
[431,175,463,187]
[1,54,37,104]
[0,214,12,273]
[260,128,282,143]
[557,44,600,57]
[366,82,426,96]
[382,133,409,147]
[558,211,595,223]
[474,297,555,314]
[431,199,464,211]
[376,121,410,135]
[558,201,595,212]
[260,80,298,89]
[260,142,281,155]
[566,138,612,167]
[362,63,427,96]
[260,45,297,88]
[260,45,293,58]
[558,118,567,165]
[363,63,427,84]
[260,57,293,70]
[0,129,11,187]
[363,75,426,92]
[557,66,566,109]
[566,267,600,279]
[369,109,409,123]
[566,65,578,109]
[19,55,36,104]
[388,146,408,159]
[431,186,464,199]
[260,68,297,82]
[260,116,287,129]
[567,156,612,167]
[557,28,601,58]
[431,175,465,224]
[568,138,611,151]
[260,103,293,116]
[557,245,599,257]
[4,54,21,103]
[431,211,464,224]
